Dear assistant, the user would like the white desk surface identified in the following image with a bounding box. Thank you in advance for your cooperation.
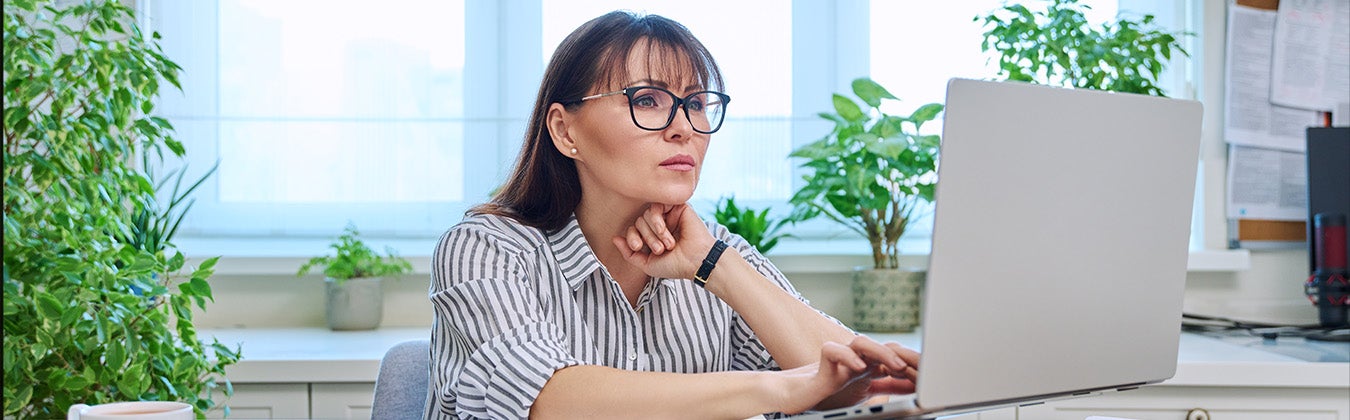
[202,328,1349,388]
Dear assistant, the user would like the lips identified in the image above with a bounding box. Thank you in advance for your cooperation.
[660,154,696,172]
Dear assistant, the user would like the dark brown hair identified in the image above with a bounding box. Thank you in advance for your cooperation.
[468,11,724,232]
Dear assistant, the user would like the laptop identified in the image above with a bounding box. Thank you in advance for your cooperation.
[796,78,1204,419]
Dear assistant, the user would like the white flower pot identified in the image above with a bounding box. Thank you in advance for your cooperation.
[325,277,383,331]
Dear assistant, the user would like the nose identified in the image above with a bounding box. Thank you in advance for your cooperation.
[664,106,696,143]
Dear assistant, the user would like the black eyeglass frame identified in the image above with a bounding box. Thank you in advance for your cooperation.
[568,86,730,134]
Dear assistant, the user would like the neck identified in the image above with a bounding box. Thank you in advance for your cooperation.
[574,192,649,294]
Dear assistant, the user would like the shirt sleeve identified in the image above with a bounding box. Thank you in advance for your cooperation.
[711,223,852,372]
[427,222,581,420]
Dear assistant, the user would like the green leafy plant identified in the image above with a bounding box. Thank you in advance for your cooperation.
[789,78,943,270]
[976,0,1190,96]
[118,159,219,258]
[297,223,414,284]
[711,195,810,254]
[3,0,240,418]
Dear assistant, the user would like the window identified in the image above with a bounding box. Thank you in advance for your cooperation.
[150,0,467,237]
[148,1,1200,255]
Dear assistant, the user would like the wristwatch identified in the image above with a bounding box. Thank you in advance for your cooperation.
[693,240,728,287]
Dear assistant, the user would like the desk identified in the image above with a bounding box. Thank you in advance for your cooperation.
[202,328,1349,419]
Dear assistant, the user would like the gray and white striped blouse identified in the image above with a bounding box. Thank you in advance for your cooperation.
[425,213,828,419]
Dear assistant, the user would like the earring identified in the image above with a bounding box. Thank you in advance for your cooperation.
[570,147,578,154]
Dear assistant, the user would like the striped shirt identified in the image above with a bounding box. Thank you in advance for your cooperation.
[425,213,830,419]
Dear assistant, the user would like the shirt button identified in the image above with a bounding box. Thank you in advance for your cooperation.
[627,351,637,361]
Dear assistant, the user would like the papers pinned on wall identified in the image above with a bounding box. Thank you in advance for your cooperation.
[1223,4,1324,152]
[1226,144,1307,221]
[1269,0,1350,113]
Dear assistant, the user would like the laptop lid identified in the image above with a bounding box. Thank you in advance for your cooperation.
[915,78,1203,412]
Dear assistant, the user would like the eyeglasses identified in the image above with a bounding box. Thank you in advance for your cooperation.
[570,86,730,134]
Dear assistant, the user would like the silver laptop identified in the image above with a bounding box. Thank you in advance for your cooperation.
[797,78,1203,419]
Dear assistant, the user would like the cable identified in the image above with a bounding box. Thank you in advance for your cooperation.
[1181,312,1348,341]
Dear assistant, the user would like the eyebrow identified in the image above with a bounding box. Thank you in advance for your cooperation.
[627,78,705,93]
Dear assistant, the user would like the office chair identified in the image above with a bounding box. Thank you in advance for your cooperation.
[371,339,431,420]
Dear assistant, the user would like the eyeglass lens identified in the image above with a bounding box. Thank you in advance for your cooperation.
[627,87,726,133]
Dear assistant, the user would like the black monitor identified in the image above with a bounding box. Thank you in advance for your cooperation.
[1305,127,1349,328]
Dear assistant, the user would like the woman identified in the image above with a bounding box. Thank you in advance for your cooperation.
[428,11,920,419]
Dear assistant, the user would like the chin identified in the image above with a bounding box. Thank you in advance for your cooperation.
[648,184,696,205]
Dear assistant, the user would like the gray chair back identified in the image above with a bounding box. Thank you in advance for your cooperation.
[371,339,431,420]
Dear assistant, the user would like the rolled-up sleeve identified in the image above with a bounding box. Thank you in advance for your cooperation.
[428,224,581,420]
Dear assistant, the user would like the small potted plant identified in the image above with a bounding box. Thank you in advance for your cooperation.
[711,195,810,254]
[789,77,942,332]
[297,223,413,331]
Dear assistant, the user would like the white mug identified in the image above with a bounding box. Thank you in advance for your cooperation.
[67,401,194,420]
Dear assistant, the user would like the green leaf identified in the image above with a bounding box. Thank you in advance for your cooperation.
[832,94,866,123]
[188,277,212,301]
[197,256,220,274]
[864,136,908,158]
[5,386,32,414]
[65,375,92,391]
[909,103,945,124]
[826,193,860,218]
[789,138,838,160]
[851,77,896,108]
[35,293,63,320]
[817,112,846,125]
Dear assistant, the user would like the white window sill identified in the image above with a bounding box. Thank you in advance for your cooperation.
[175,236,1252,276]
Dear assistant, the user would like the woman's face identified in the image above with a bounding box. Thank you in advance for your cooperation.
[551,42,713,208]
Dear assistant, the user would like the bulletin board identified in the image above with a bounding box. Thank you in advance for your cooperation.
[1224,0,1347,248]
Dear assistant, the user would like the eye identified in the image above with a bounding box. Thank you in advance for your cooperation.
[631,93,660,109]
[685,96,706,112]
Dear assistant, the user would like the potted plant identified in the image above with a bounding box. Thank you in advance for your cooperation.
[3,0,240,417]
[711,195,810,254]
[297,223,413,331]
[789,78,943,332]
[976,0,1189,96]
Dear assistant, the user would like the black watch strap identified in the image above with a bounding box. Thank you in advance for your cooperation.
[693,240,728,288]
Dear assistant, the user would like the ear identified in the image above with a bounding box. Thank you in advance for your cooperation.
[546,103,580,160]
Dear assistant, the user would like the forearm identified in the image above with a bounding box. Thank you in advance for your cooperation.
[531,364,780,420]
[704,251,857,369]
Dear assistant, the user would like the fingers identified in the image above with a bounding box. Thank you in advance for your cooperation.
[612,235,639,261]
[884,342,920,379]
[645,204,677,249]
[849,336,909,374]
[820,341,867,372]
[624,226,643,253]
[621,204,676,255]
[634,216,667,254]
[867,377,917,395]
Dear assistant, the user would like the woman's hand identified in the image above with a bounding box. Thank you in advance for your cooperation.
[611,203,716,280]
[772,336,920,414]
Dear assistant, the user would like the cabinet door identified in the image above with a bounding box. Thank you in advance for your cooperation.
[1018,386,1349,420]
[311,383,376,420]
[206,383,309,419]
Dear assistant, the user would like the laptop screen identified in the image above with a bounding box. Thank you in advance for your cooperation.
[916,78,1203,411]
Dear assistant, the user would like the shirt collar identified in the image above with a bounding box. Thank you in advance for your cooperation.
[547,215,602,292]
